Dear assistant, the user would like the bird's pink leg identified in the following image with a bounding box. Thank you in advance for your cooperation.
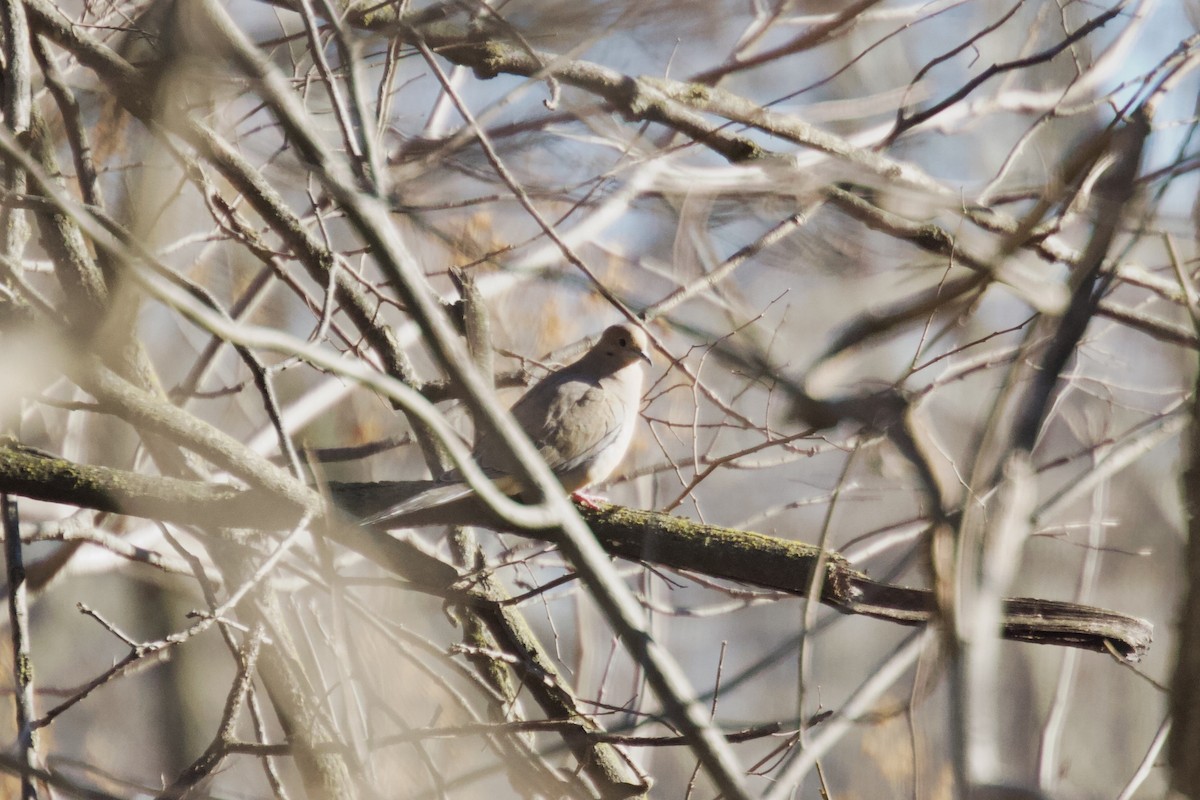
[570,491,606,510]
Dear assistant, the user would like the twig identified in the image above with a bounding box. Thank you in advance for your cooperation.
[3,496,37,798]
[158,625,267,799]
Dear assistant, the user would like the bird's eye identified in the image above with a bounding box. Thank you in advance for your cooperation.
[618,337,628,347]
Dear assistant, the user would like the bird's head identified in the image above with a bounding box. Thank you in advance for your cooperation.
[594,323,652,370]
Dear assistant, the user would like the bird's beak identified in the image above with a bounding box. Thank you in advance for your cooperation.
[636,347,652,366]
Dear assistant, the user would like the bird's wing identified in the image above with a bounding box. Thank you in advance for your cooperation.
[477,372,624,487]
[365,380,590,526]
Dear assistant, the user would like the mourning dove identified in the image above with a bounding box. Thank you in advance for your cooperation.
[363,323,651,528]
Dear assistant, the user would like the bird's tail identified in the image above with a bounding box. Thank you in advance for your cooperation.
[360,481,476,528]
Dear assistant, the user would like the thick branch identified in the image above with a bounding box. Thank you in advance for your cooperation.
[0,443,1151,660]
[330,483,1152,661]
[0,447,1151,660]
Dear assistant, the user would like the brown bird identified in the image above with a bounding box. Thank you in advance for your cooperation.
[364,323,651,528]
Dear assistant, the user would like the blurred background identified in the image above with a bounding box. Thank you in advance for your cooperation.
[0,0,1197,797]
